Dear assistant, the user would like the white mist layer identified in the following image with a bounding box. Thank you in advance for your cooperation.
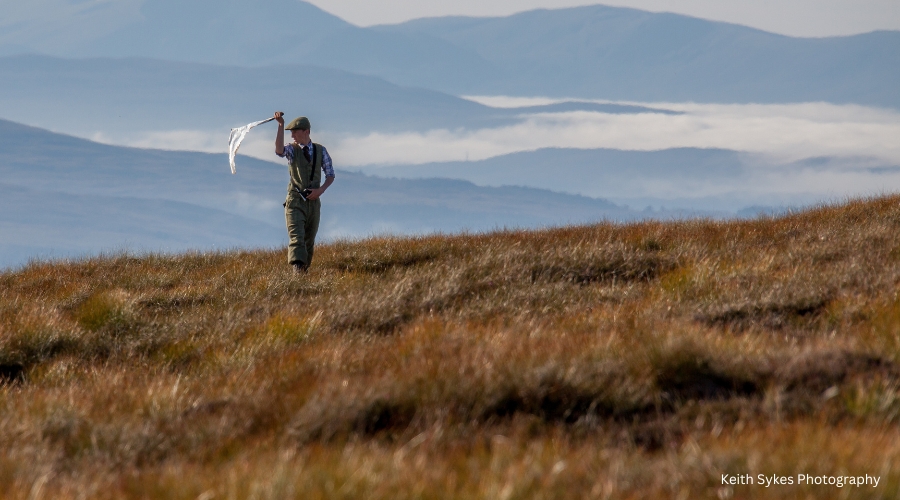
[337,100,900,166]
[90,100,900,167]
[85,99,900,207]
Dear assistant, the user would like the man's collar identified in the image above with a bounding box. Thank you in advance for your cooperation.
[292,140,312,147]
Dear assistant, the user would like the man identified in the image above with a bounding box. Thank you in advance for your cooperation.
[273,111,335,273]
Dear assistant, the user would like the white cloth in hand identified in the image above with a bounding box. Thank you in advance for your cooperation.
[228,117,275,174]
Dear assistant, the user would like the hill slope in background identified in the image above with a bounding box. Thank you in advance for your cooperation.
[0,119,650,269]
[0,0,497,91]
[0,182,283,270]
[0,55,679,138]
[0,0,351,63]
[364,147,900,212]
[0,55,502,136]
[1,196,900,496]
[1,2,897,107]
[377,6,900,106]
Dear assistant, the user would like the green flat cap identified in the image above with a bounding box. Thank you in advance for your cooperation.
[285,116,311,130]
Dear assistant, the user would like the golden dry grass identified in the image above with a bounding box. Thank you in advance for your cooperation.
[3,195,900,498]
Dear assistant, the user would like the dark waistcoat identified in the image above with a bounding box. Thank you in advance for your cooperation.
[287,142,323,195]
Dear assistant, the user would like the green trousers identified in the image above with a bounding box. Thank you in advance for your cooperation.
[284,196,321,267]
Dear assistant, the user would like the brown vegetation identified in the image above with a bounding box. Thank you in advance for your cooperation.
[3,196,900,498]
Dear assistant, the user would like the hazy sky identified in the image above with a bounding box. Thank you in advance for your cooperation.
[305,0,900,37]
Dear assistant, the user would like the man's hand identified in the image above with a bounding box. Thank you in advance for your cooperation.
[274,111,284,126]
[307,177,334,200]
[306,187,323,200]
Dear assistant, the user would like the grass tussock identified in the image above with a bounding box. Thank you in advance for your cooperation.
[2,196,900,497]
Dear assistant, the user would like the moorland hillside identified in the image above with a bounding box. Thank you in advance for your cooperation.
[2,196,900,498]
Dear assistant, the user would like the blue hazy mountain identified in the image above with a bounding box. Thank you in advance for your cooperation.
[1,2,897,107]
[0,119,649,270]
[375,5,900,107]
[0,182,285,271]
[0,54,676,142]
[363,147,900,212]
[369,147,751,197]
[0,55,497,136]
[0,0,497,92]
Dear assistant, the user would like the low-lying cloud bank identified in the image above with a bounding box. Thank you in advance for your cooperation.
[336,99,900,166]
[87,98,900,209]
[94,99,900,167]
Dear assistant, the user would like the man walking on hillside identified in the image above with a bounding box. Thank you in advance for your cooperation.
[274,111,335,273]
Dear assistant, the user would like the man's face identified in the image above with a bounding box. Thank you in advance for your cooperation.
[291,128,310,144]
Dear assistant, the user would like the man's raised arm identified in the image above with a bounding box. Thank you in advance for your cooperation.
[274,111,285,156]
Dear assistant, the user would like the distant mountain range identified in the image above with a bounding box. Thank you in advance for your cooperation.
[0,54,490,136]
[1,1,897,107]
[0,54,676,147]
[0,119,660,270]
[377,7,900,107]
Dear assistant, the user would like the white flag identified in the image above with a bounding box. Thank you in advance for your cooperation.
[228,117,275,174]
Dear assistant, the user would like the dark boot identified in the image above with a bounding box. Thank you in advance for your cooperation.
[292,262,308,274]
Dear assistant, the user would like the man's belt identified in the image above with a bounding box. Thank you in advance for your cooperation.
[293,186,313,200]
